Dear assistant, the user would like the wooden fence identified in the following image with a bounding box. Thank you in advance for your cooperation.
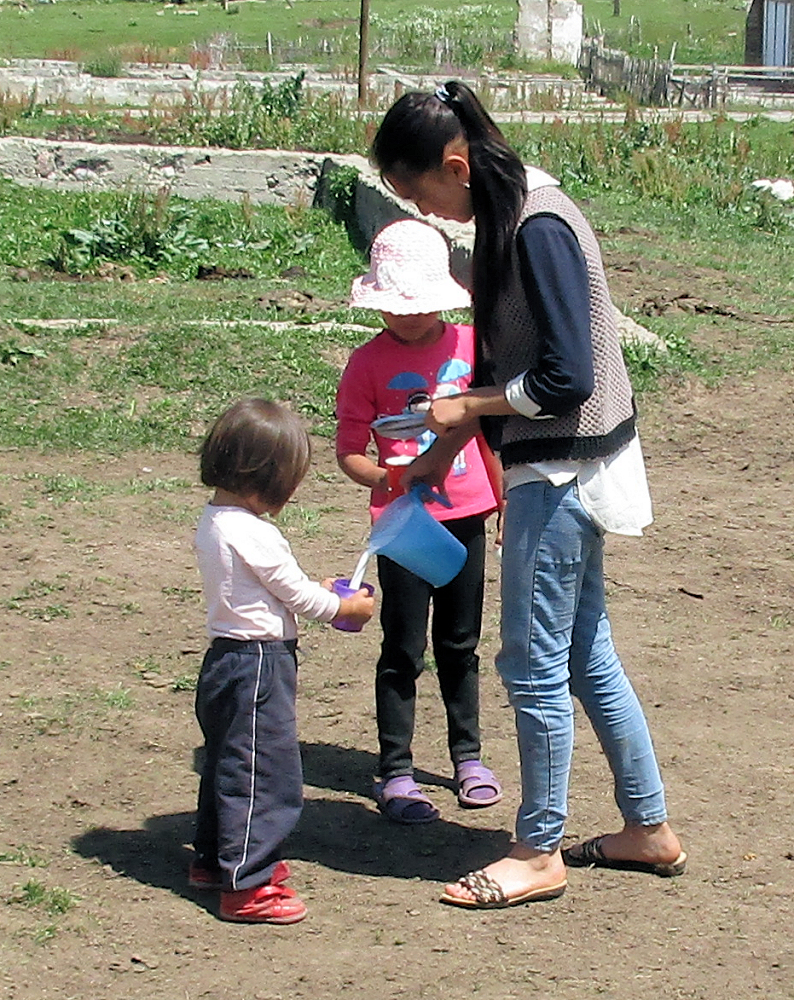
[669,64,794,108]
[580,38,794,108]
[579,38,671,105]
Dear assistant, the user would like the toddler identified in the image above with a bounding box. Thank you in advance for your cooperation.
[191,398,374,922]
[336,219,503,824]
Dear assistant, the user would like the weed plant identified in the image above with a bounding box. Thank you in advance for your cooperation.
[505,117,794,218]
[0,179,363,282]
[0,846,49,868]
[50,189,210,276]
[83,51,124,78]
[147,75,368,154]
[13,878,78,916]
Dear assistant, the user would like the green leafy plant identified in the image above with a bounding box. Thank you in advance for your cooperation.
[0,340,47,366]
[48,189,209,275]
[83,51,123,78]
[0,846,49,868]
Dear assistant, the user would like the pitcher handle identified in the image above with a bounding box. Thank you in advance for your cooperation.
[410,483,454,509]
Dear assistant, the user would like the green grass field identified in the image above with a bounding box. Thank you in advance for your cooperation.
[0,139,791,453]
[0,0,746,67]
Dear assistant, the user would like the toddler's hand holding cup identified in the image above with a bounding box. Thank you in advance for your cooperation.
[331,579,375,632]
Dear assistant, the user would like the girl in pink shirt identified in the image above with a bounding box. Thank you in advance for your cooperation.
[336,219,504,823]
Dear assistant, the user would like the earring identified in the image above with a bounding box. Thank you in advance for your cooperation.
[463,182,470,189]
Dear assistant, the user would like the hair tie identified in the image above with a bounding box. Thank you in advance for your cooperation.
[435,84,452,107]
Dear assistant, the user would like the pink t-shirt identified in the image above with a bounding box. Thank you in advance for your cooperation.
[336,322,499,522]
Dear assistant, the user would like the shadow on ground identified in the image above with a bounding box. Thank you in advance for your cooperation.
[71,741,511,899]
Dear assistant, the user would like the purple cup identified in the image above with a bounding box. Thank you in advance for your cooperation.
[331,578,375,632]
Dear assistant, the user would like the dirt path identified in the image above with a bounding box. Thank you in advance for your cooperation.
[1,369,793,999]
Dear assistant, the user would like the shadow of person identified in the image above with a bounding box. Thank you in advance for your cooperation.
[290,796,512,882]
[71,741,509,900]
[300,740,456,797]
[71,812,216,916]
[71,795,510,898]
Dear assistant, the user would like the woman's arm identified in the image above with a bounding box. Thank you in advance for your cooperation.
[425,385,516,436]
[425,216,596,438]
[512,214,595,415]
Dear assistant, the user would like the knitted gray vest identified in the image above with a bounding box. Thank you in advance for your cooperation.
[483,185,635,467]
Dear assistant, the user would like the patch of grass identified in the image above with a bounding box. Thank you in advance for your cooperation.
[11,878,79,917]
[133,655,162,676]
[5,578,71,621]
[162,585,202,604]
[622,330,715,394]
[0,0,745,69]
[0,846,49,868]
[83,50,124,78]
[16,684,133,736]
[94,686,133,711]
[172,671,199,693]
[32,923,59,945]
[0,180,363,289]
[275,504,322,536]
[582,0,745,63]
[39,474,114,505]
[127,477,195,494]
[505,118,794,219]
[0,108,790,454]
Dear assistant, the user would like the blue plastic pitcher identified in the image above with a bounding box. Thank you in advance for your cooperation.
[368,484,467,587]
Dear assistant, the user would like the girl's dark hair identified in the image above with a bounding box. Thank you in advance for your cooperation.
[200,398,311,509]
[372,81,527,343]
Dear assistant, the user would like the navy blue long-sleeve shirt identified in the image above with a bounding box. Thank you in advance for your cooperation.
[514,213,595,416]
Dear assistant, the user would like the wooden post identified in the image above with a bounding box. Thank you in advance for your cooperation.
[358,0,370,107]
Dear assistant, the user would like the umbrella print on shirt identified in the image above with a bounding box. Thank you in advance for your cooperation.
[436,358,472,476]
[382,359,473,468]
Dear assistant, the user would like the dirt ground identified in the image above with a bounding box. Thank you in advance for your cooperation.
[2,313,794,998]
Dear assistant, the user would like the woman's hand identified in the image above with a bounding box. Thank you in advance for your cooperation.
[400,446,451,493]
[425,394,472,435]
[427,386,516,437]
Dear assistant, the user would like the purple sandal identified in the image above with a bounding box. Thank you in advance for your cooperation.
[373,775,440,824]
[455,760,503,809]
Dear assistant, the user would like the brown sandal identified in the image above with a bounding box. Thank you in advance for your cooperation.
[563,836,687,877]
[439,869,567,909]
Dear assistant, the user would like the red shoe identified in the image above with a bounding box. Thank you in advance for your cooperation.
[220,861,307,924]
[188,861,223,890]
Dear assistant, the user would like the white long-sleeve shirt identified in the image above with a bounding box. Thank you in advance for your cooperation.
[195,504,340,641]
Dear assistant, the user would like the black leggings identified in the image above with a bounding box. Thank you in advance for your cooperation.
[375,514,486,779]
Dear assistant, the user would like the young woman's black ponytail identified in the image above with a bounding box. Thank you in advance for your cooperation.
[441,82,527,346]
[371,82,527,346]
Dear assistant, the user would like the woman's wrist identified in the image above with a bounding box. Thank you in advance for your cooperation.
[464,386,517,418]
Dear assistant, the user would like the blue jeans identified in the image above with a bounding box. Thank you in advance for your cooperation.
[497,480,667,852]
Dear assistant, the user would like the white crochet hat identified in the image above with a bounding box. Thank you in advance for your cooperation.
[350,219,471,315]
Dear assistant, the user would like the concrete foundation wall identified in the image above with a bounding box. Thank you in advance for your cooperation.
[0,135,660,348]
[516,0,583,64]
[0,136,369,208]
